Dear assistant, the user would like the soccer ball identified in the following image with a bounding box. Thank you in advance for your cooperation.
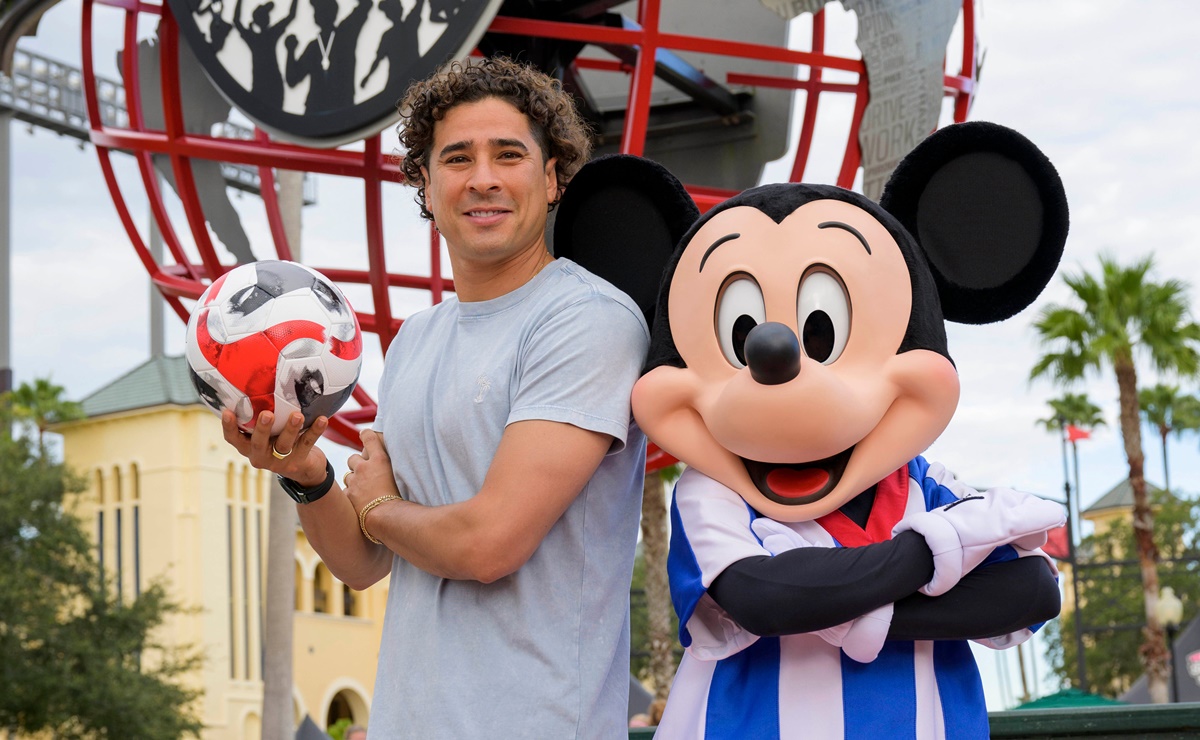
[184,260,363,435]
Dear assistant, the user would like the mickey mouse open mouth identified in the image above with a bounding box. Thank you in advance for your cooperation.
[741,446,855,505]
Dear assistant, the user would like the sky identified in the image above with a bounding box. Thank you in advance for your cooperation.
[7,0,1200,711]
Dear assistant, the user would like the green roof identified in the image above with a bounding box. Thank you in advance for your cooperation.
[79,355,202,418]
[1014,688,1123,710]
[1083,478,1165,515]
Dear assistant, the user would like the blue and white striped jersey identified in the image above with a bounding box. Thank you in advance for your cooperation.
[658,458,1046,740]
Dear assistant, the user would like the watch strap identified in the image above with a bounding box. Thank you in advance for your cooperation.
[278,460,335,504]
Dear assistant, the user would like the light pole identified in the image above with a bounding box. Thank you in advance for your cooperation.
[1058,414,1089,693]
[1156,586,1184,703]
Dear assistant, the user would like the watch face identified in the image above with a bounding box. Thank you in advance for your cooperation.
[165,0,505,146]
[278,475,308,502]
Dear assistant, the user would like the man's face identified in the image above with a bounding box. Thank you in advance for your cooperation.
[420,97,558,271]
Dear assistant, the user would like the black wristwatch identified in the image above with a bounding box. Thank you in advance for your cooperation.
[278,460,335,504]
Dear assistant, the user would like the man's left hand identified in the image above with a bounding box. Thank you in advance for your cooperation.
[344,429,403,526]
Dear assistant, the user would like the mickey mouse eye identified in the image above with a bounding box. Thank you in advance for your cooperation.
[715,275,766,368]
[797,269,850,364]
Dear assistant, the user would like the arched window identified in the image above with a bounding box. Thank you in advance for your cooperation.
[342,583,365,619]
[94,469,105,571]
[313,563,334,614]
[113,466,123,598]
[323,687,369,733]
[130,463,141,598]
[325,691,354,730]
[243,712,261,739]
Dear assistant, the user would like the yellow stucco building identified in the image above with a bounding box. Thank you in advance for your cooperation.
[57,355,387,739]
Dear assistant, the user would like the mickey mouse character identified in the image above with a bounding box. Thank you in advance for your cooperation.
[557,122,1070,739]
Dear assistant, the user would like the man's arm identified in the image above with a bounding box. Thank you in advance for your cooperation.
[345,421,613,583]
[221,409,393,590]
[343,289,647,583]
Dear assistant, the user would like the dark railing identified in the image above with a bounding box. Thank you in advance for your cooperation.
[627,703,1200,739]
[990,703,1200,738]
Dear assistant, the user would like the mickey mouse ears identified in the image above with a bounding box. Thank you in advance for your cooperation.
[553,154,699,329]
[880,121,1069,325]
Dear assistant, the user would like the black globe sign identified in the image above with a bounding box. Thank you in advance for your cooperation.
[166,0,505,146]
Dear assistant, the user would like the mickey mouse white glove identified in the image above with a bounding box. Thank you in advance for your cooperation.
[892,488,1066,597]
[750,518,893,663]
[752,517,820,556]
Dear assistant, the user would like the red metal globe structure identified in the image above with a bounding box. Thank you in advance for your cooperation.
[79,0,978,466]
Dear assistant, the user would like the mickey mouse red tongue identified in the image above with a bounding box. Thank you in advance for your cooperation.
[766,468,830,498]
[743,446,853,506]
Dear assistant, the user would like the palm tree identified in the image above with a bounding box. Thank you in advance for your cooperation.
[1138,384,1200,494]
[1038,393,1107,434]
[3,378,85,455]
[641,465,677,702]
[1031,254,1200,704]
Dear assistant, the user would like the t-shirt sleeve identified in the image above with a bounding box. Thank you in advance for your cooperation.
[508,293,649,451]
[372,318,413,432]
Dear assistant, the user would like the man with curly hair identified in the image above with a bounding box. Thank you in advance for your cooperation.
[226,57,649,737]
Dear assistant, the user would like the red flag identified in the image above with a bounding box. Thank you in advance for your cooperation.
[1066,424,1091,442]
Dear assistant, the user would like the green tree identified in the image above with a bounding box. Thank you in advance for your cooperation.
[0,431,203,738]
[1138,384,1200,494]
[3,377,84,452]
[327,718,352,740]
[1045,488,1199,697]
[1031,254,1200,704]
[1038,393,1107,434]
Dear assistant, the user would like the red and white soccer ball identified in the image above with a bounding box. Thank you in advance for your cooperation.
[184,260,363,435]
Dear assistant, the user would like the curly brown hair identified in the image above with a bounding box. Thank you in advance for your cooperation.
[397,56,593,221]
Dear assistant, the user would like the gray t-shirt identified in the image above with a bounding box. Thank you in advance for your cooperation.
[370,258,649,739]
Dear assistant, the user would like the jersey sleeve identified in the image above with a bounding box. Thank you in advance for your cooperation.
[913,458,1061,648]
[668,469,775,661]
[508,293,649,451]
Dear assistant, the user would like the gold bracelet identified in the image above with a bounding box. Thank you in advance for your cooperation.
[358,495,402,545]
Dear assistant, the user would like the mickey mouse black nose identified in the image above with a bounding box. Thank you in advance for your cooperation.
[744,322,800,385]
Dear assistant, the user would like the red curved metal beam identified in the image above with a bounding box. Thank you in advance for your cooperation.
[121,8,202,283]
[955,0,977,121]
[835,75,869,189]
[619,0,660,156]
[485,14,865,75]
[255,130,296,262]
[792,9,826,183]
[363,134,395,351]
[429,224,445,305]
[82,0,191,322]
[160,10,234,281]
